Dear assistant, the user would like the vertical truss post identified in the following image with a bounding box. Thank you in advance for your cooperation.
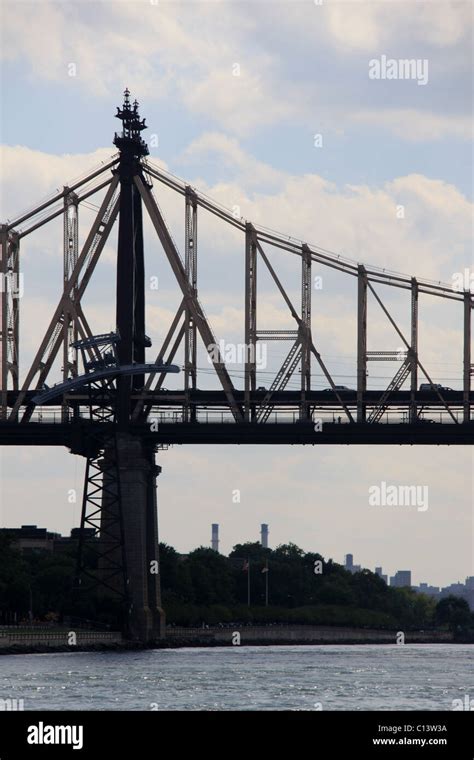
[357,265,367,422]
[62,189,79,421]
[410,278,418,423]
[0,226,20,419]
[245,224,257,421]
[463,291,471,423]
[184,187,198,422]
[300,244,312,419]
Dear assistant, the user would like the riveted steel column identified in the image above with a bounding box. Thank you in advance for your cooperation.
[0,226,19,419]
[62,189,79,421]
[245,224,257,421]
[300,244,312,419]
[463,291,471,423]
[357,265,367,422]
[184,187,198,422]
[410,278,419,423]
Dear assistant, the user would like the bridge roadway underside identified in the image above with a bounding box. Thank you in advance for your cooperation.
[1,421,473,448]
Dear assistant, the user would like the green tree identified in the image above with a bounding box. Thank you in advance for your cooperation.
[435,596,471,631]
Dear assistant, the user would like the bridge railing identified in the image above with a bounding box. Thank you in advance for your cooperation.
[16,406,468,425]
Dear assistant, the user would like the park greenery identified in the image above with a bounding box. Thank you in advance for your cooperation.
[0,533,472,638]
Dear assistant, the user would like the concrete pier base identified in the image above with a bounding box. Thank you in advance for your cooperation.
[101,433,165,642]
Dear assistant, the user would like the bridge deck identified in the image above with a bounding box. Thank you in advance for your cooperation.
[0,421,472,448]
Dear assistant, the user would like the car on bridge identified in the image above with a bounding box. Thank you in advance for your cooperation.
[419,383,453,392]
[322,385,353,392]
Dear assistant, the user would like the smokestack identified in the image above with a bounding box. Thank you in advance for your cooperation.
[211,523,219,552]
[260,523,269,549]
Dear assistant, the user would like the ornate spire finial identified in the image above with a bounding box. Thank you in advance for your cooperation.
[113,89,149,158]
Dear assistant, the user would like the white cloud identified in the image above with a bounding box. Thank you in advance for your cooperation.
[325,0,472,51]
[179,132,287,190]
[0,145,118,223]
[352,108,473,141]
[1,0,471,140]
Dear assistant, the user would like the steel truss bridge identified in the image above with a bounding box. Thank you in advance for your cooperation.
[0,91,472,640]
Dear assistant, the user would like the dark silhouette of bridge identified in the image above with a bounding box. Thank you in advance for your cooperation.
[1,91,472,640]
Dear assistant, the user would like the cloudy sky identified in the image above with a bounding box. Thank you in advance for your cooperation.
[0,0,472,587]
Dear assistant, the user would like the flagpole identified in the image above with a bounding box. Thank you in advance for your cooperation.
[247,557,250,607]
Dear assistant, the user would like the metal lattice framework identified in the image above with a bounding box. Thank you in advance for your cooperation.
[1,91,472,641]
[1,103,473,447]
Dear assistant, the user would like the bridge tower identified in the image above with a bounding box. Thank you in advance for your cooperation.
[76,90,165,642]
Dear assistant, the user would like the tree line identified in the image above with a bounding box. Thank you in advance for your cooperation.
[0,533,472,637]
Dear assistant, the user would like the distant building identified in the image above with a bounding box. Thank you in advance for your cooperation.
[54,527,96,553]
[344,553,361,574]
[1,525,99,554]
[416,582,440,597]
[464,577,474,610]
[390,570,412,588]
[375,566,388,584]
[440,582,466,596]
[1,525,60,553]
[211,524,219,552]
[413,577,474,610]
[260,524,269,549]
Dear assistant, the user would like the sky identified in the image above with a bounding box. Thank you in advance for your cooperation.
[0,0,473,588]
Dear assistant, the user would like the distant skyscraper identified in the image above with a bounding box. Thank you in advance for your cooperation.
[211,523,219,552]
[260,524,269,548]
[390,570,412,588]
[375,566,388,584]
[344,554,360,574]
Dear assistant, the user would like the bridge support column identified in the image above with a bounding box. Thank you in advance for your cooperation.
[184,187,198,422]
[463,291,471,423]
[410,278,418,423]
[115,433,165,641]
[245,224,257,421]
[300,244,312,420]
[357,265,367,422]
[0,226,20,420]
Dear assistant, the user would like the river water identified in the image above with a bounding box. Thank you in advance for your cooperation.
[0,644,472,711]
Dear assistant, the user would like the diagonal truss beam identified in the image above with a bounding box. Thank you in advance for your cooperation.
[11,177,120,420]
[256,240,354,422]
[134,174,243,422]
[131,300,186,422]
[6,159,119,233]
[367,281,458,424]
[257,340,302,423]
[367,359,412,423]
[145,158,466,302]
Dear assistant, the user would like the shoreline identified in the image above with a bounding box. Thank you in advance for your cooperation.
[0,623,468,655]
